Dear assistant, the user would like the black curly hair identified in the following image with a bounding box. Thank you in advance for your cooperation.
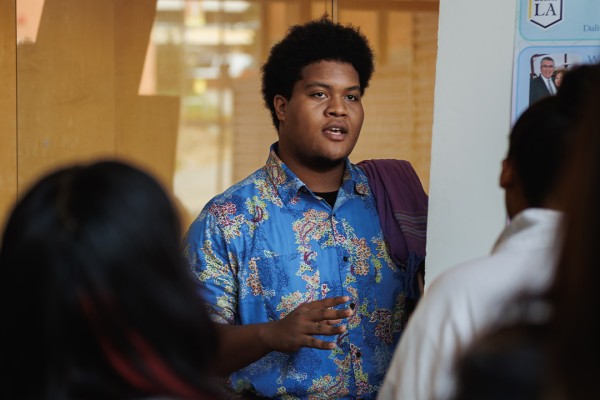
[261,15,375,130]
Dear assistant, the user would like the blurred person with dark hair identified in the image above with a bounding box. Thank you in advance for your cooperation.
[545,64,600,400]
[379,93,575,400]
[451,62,600,400]
[184,15,428,399]
[0,160,222,400]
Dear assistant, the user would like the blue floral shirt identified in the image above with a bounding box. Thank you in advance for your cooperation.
[184,145,411,399]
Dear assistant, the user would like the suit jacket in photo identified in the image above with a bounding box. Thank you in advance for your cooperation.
[529,75,554,105]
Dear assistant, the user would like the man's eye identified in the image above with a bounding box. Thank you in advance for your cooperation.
[312,92,326,98]
[347,94,359,101]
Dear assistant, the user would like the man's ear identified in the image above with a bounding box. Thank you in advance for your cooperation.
[500,158,515,189]
[274,95,287,123]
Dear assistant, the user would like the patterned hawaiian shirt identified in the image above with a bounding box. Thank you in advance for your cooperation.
[184,144,412,399]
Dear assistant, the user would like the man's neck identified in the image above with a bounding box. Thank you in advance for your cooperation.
[283,157,346,192]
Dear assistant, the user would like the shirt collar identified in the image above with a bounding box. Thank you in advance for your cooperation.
[264,143,369,204]
[492,208,563,254]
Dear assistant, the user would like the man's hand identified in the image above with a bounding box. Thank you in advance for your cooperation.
[260,295,354,353]
[213,296,354,375]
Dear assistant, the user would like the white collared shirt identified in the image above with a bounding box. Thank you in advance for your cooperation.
[377,208,563,400]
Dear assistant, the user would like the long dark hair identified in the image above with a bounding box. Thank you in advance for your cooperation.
[546,64,600,398]
[0,160,220,399]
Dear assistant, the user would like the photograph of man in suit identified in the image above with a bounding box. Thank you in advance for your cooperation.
[529,56,557,105]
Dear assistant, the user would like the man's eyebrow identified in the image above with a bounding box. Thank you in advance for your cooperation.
[304,82,362,92]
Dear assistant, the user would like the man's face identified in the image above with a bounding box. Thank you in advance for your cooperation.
[274,61,364,172]
[540,59,555,79]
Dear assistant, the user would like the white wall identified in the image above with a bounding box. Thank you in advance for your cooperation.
[426,0,517,285]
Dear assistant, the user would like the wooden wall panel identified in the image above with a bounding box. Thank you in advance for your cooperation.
[231,78,274,184]
[15,0,179,199]
[0,0,17,228]
[114,0,179,189]
[17,0,117,192]
[411,12,438,191]
[353,67,414,164]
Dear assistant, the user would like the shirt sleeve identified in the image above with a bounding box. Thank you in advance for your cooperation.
[183,207,239,325]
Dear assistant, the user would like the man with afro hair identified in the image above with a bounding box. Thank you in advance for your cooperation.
[184,15,427,399]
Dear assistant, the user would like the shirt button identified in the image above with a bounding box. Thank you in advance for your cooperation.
[349,302,356,310]
[343,256,349,262]
[356,351,362,358]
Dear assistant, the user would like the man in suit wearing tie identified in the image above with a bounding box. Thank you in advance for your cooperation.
[529,56,557,105]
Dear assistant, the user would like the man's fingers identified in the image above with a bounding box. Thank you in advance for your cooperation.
[315,295,350,308]
[314,306,353,323]
[322,319,342,326]
[312,320,347,335]
[300,296,354,322]
[307,336,337,350]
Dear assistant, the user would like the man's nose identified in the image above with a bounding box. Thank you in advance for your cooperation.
[326,97,348,116]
